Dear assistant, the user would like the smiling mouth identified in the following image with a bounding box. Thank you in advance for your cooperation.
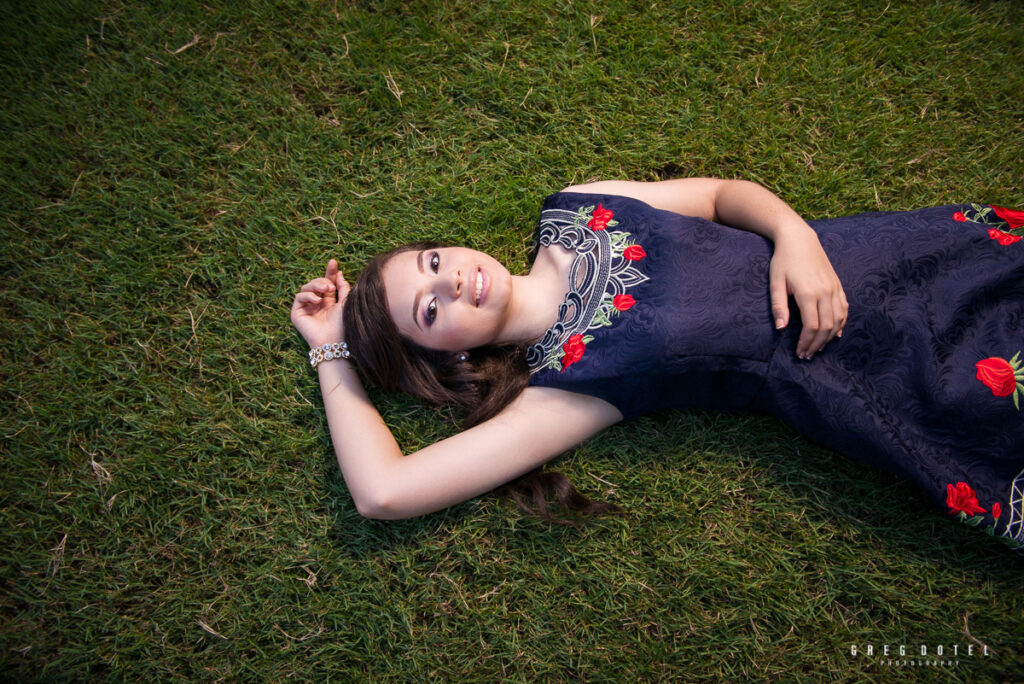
[473,268,484,306]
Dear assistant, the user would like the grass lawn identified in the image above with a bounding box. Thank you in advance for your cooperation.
[2,0,1022,680]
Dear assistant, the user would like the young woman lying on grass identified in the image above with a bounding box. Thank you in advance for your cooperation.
[291,178,1024,549]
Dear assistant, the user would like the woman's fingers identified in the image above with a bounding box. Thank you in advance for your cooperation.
[326,259,352,303]
[293,291,321,306]
[770,232,849,359]
[798,294,847,358]
[290,291,323,328]
[834,288,848,338]
[810,298,835,356]
[324,259,350,304]
[796,285,847,358]
[300,277,337,295]
[769,270,790,330]
[794,292,819,358]
[291,290,329,315]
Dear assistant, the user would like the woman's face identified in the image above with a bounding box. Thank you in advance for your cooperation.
[382,246,514,352]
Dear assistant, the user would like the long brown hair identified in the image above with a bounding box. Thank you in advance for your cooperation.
[342,243,620,523]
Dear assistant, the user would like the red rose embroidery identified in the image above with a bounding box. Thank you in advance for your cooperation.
[993,205,1024,230]
[946,482,988,516]
[975,357,1016,396]
[560,334,587,371]
[587,204,614,231]
[988,228,1021,245]
[623,244,647,261]
[613,294,636,311]
[953,211,967,222]
[993,502,1002,520]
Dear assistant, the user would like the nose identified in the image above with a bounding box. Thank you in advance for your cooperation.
[447,268,462,300]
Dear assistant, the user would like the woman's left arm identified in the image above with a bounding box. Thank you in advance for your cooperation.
[563,178,848,359]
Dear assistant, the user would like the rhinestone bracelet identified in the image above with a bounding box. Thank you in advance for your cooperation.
[308,341,351,369]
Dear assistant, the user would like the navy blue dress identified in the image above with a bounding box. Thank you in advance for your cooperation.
[526,192,1024,549]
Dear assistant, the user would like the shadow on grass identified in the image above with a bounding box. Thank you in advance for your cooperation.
[322,408,1022,581]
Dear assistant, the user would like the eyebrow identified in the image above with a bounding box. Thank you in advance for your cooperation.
[412,251,424,331]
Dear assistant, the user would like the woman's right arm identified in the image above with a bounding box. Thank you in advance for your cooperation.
[291,261,622,519]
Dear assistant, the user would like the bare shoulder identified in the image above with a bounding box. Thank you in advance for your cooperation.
[560,178,725,220]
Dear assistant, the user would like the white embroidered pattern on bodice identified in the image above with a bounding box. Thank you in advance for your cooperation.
[526,205,649,372]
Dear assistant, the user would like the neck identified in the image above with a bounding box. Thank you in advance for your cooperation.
[494,253,571,346]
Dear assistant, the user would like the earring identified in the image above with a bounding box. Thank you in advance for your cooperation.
[457,351,469,362]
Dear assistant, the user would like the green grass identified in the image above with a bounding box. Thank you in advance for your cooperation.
[2,0,1023,680]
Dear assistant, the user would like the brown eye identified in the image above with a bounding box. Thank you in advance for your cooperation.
[425,298,437,325]
[430,252,440,273]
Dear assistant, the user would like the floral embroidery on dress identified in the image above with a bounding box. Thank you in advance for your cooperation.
[946,481,987,516]
[613,294,635,311]
[623,244,647,260]
[587,203,616,231]
[945,478,1024,550]
[975,352,1024,409]
[526,203,649,373]
[988,229,1021,245]
[560,334,593,371]
[993,205,1024,230]
[966,203,1024,414]
[955,204,1024,244]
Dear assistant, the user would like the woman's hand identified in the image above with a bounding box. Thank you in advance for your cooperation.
[560,178,849,360]
[769,229,848,359]
[291,259,350,349]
